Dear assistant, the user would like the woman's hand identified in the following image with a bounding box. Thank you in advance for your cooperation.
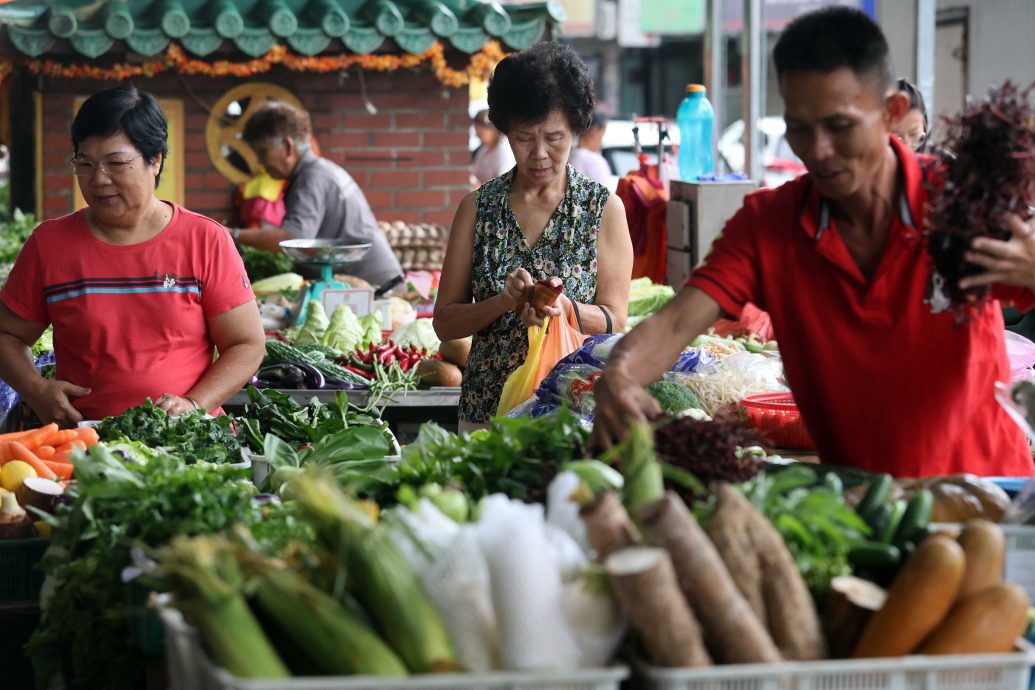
[502,267,535,311]
[520,276,569,327]
[155,393,198,417]
[24,379,91,427]
[960,213,1035,292]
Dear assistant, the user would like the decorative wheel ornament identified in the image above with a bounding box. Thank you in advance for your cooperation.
[205,82,304,185]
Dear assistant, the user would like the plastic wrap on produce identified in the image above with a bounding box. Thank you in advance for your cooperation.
[420,526,499,672]
[477,498,581,671]
[537,363,603,415]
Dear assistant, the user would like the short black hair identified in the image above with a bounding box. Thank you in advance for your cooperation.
[897,78,929,127]
[242,101,312,145]
[71,83,168,187]
[487,41,595,135]
[773,7,891,93]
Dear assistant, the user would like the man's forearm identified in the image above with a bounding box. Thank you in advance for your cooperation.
[186,342,264,410]
[0,334,46,400]
[233,227,296,254]
[607,286,722,384]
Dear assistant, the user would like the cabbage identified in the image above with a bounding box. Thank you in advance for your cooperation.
[358,311,383,349]
[628,277,675,317]
[322,304,364,353]
[391,318,441,353]
[294,300,329,344]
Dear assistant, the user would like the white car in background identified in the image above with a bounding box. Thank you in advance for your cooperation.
[600,116,806,188]
[717,117,806,187]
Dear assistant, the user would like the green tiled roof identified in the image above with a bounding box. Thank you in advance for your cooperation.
[0,0,564,59]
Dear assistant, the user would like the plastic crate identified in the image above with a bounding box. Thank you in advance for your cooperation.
[1002,525,1035,603]
[159,604,628,690]
[740,393,815,450]
[0,537,48,603]
[638,640,1035,690]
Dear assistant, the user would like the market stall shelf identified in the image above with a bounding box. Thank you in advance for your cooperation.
[160,604,630,690]
[225,388,459,408]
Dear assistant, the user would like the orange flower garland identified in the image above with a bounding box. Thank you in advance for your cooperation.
[8,40,505,89]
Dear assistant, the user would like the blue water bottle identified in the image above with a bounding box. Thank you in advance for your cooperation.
[677,84,715,181]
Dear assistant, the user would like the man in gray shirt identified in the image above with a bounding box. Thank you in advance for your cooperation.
[232,102,402,288]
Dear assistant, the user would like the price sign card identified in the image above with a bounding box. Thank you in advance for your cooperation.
[322,288,373,316]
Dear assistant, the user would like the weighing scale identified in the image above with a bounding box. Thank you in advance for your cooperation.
[279,239,372,322]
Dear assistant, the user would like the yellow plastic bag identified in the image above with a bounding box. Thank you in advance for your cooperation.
[497,311,587,415]
[497,318,550,415]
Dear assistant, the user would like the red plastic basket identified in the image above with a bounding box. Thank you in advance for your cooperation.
[740,392,815,450]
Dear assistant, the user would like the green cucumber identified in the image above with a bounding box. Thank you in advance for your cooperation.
[879,499,908,544]
[847,541,902,570]
[856,473,893,521]
[866,502,893,538]
[893,489,933,548]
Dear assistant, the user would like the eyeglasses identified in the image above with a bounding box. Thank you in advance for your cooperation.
[70,153,143,178]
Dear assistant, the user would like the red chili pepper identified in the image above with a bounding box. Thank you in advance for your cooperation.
[399,358,411,373]
[380,348,396,365]
[409,351,422,365]
[344,364,374,380]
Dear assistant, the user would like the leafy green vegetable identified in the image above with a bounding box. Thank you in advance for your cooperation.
[736,465,872,598]
[31,325,53,357]
[628,277,675,317]
[27,445,275,690]
[235,386,391,452]
[0,207,39,264]
[95,400,242,464]
[647,379,701,414]
[239,244,294,282]
[372,407,589,505]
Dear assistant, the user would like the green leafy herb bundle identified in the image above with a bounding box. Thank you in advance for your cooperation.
[95,400,241,464]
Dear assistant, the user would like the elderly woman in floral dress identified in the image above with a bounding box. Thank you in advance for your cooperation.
[434,41,633,430]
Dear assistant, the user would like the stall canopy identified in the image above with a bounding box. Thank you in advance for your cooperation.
[0,0,565,58]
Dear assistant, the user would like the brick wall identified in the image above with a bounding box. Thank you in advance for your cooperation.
[32,64,471,227]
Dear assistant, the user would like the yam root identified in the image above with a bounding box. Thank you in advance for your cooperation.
[580,492,639,562]
[605,546,711,668]
[705,484,767,626]
[918,583,1029,655]
[955,519,1005,602]
[852,534,965,658]
[714,485,827,661]
[823,576,887,659]
[637,491,781,664]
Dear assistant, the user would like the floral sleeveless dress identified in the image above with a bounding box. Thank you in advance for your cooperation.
[460,165,610,424]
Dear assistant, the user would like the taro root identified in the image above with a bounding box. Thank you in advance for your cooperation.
[925,81,1035,323]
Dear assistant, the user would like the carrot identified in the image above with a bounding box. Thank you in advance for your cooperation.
[75,426,100,446]
[42,460,74,480]
[40,429,78,449]
[8,441,57,480]
[0,429,35,444]
[35,445,56,459]
[55,440,88,454]
[16,424,59,450]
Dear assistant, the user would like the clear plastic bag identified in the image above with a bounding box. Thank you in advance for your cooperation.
[1004,331,1035,384]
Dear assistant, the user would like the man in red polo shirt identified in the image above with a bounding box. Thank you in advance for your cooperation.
[591,7,1035,477]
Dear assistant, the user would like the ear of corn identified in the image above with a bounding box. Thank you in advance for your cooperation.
[154,535,290,679]
[250,566,409,676]
[292,470,460,673]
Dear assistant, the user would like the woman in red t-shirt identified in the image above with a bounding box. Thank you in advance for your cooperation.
[0,84,264,425]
